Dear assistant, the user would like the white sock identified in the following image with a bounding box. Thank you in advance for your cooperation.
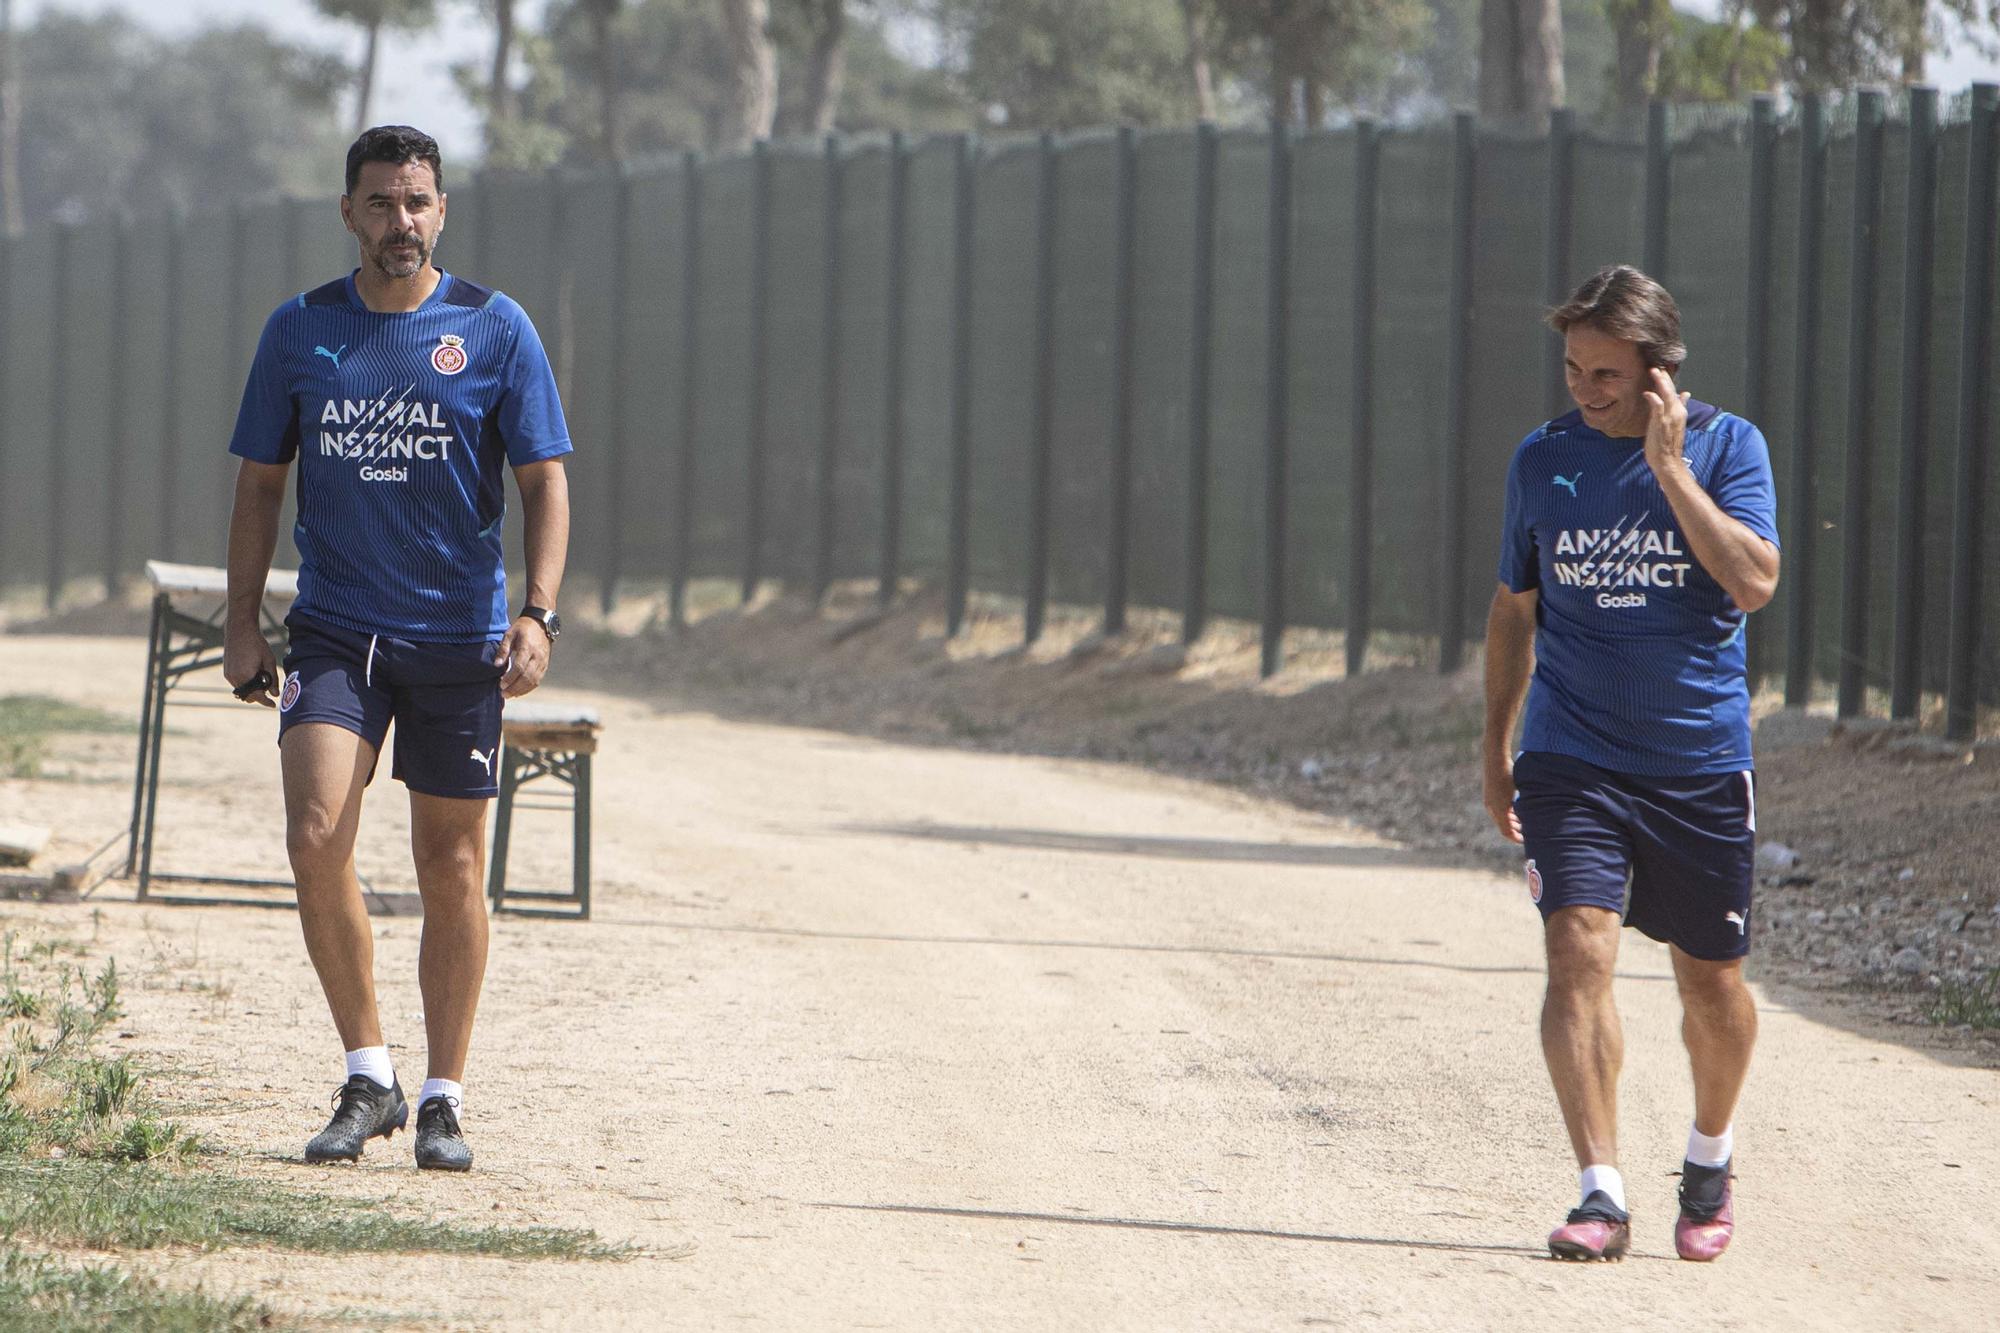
[418,1078,464,1114]
[1580,1164,1626,1212]
[344,1046,394,1089]
[1686,1124,1733,1168]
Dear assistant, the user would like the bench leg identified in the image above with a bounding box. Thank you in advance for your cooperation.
[488,746,520,914]
[573,753,592,920]
[126,593,167,880]
[135,602,176,899]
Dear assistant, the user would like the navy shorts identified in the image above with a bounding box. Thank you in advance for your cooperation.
[278,612,506,800]
[1511,750,1757,961]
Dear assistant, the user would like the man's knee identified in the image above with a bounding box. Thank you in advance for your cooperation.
[413,835,483,894]
[1674,952,1752,1015]
[1545,907,1621,994]
[286,803,351,874]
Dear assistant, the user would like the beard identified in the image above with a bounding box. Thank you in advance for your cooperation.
[368,229,434,279]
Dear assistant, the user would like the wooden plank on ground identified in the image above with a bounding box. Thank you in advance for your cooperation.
[0,825,50,867]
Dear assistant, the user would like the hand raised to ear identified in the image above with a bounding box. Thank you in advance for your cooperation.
[1642,366,1692,474]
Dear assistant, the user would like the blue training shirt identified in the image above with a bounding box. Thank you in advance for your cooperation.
[228,269,573,640]
[1498,400,1779,777]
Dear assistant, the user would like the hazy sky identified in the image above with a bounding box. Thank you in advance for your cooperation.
[18,0,537,163]
[19,0,2000,167]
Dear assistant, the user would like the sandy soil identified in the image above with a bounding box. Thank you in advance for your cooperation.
[2,629,1998,1330]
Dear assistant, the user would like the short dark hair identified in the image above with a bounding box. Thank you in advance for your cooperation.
[345,125,444,197]
[1545,264,1686,369]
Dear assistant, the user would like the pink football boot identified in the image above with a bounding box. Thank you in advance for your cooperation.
[1549,1192,1632,1262]
[1675,1162,1735,1262]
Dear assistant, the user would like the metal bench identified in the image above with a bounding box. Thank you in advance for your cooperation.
[487,702,601,920]
[126,560,300,903]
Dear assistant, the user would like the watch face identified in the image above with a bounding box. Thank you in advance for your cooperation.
[544,611,562,638]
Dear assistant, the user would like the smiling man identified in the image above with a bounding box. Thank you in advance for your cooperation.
[222,125,572,1172]
[1481,265,1780,1263]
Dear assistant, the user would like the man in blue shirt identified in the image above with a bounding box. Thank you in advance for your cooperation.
[222,125,572,1173]
[1482,266,1780,1263]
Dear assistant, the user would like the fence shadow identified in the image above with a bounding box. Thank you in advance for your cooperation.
[807,1199,1621,1263]
[836,820,1465,871]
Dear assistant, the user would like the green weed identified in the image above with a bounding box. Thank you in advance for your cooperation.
[1929,968,2000,1029]
[0,1158,630,1259]
[0,696,129,779]
[1,927,630,1264]
[0,1249,273,1333]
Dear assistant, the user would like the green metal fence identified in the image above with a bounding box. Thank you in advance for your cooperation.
[2,90,1997,735]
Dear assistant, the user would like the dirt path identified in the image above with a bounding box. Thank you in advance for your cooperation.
[5,634,1997,1330]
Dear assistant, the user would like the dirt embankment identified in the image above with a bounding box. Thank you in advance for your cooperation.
[555,584,2000,1062]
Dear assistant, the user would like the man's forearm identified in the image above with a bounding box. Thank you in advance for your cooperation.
[1483,600,1535,758]
[518,469,570,611]
[226,471,285,629]
[1655,464,1779,611]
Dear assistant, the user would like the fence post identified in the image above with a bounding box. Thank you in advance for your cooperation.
[106,214,132,598]
[1643,99,1671,281]
[670,151,702,629]
[1440,111,1476,675]
[47,221,73,611]
[1103,126,1140,638]
[814,136,845,604]
[471,168,493,284]
[0,234,8,594]
[1348,119,1380,678]
[1784,93,1828,708]
[282,193,303,298]
[1946,84,1999,741]
[1743,95,1777,687]
[159,213,185,565]
[742,139,774,605]
[1023,130,1059,646]
[603,166,632,615]
[1183,123,1219,647]
[1261,122,1293,678]
[945,134,978,637]
[1837,90,1886,719]
[1543,107,1576,418]
[1891,87,1939,722]
[879,131,910,608]
[226,204,249,375]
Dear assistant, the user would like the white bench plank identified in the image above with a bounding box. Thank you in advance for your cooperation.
[145,561,299,600]
[504,702,601,728]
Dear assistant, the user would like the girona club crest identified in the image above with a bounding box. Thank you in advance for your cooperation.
[432,333,468,376]
[279,674,302,712]
[1525,858,1544,904]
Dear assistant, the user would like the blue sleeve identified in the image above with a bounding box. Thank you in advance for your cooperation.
[228,307,301,464]
[495,299,573,466]
[1713,420,1780,548]
[1497,444,1539,593]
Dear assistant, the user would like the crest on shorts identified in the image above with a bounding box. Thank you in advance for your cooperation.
[431,333,468,376]
[279,674,302,712]
[1526,857,1543,904]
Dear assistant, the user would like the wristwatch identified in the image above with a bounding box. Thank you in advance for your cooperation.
[520,605,561,640]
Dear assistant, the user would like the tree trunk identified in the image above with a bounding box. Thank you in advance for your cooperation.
[0,0,22,238]
[1479,0,1564,127]
[1608,0,1667,113]
[589,1,622,160]
[719,0,777,152]
[799,0,846,136]
[1900,0,1925,83]
[487,0,516,153]
[354,16,381,135]
[1270,40,1297,126]
[1181,0,1217,122]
